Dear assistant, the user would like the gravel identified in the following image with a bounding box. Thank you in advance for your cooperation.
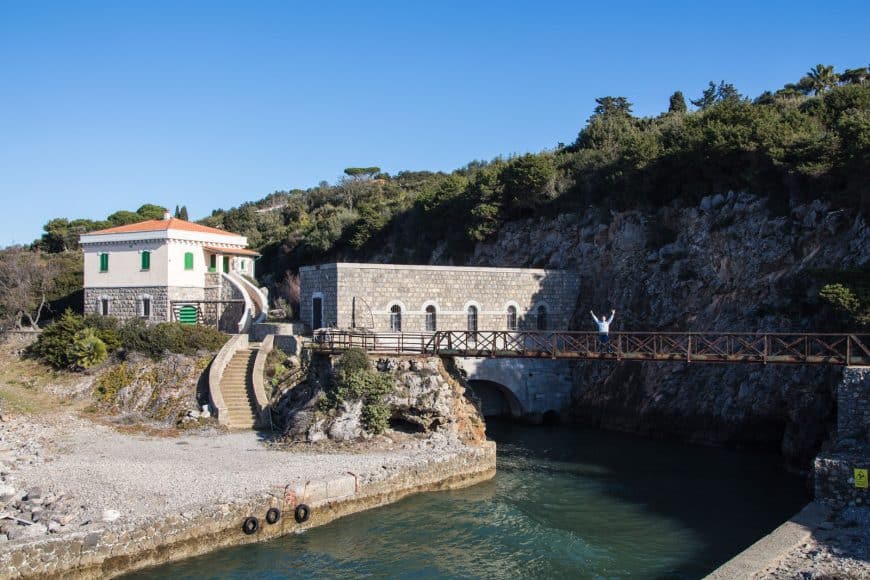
[1,413,470,536]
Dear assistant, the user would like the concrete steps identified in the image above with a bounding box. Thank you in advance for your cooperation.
[218,346,260,429]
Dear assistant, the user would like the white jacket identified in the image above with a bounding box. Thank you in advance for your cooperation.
[591,311,615,333]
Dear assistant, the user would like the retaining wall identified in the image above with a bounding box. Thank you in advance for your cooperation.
[0,444,495,578]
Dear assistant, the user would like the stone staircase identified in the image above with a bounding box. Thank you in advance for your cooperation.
[218,343,260,429]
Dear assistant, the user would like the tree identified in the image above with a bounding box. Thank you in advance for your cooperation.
[841,67,869,85]
[343,167,381,179]
[500,154,556,213]
[136,204,166,220]
[0,249,58,329]
[106,210,142,226]
[178,205,189,220]
[593,96,633,118]
[691,81,718,110]
[716,81,741,103]
[802,64,839,95]
[668,91,687,113]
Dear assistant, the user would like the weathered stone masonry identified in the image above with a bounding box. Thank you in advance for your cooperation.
[299,263,581,332]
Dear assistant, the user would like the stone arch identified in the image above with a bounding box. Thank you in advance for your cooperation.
[467,379,523,418]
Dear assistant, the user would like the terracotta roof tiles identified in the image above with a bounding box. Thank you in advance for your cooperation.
[83,218,239,237]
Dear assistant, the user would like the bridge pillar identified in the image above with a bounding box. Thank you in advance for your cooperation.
[454,357,573,420]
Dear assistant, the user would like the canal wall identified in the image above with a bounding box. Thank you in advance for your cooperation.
[0,443,496,579]
[814,366,869,509]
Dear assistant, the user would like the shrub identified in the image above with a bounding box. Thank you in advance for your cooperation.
[83,314,121,351]
[118,319,228,358]
[70,328,108,369]
[94,362,134,401]
[30,309,84,369]
[338,347,370,374]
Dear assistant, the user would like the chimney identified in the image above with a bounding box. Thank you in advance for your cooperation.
[163,208,171,221]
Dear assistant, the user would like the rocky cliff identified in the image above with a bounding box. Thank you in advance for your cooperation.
[275,354,487,445]
[459,193,868,469]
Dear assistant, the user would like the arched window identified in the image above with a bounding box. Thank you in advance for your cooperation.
[536,305,547,331]
[390,304,402,331]
[506,305,517,330]
[425,305,437,331]
[467,305,478,332]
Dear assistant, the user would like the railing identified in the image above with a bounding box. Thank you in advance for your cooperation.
[307,330,870,366]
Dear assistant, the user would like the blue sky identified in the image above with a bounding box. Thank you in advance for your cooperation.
[1,0,867,246]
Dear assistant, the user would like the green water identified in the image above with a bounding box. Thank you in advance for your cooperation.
[129,423,807,579]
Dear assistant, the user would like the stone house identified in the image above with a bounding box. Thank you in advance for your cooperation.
[299,263,581,332]
[80,210,265,330]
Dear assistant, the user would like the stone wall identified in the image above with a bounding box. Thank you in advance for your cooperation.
[83,286,169,322]
[814,367,869,509]
[300,263,580,332]
[0,444,495,578]
[454,357,574,418]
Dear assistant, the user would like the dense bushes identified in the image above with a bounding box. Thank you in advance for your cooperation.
[31,310,228,369]
[320,348,393,435]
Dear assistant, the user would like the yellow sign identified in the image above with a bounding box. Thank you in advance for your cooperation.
[856,468,869,489]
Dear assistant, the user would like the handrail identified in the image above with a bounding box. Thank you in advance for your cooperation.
[221,273,253,333]
[251,334,273,430]
[232,273,268,324]
[208,333,249,426]
[306,330,870,366]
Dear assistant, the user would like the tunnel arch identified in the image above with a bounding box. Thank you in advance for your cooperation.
[467,379,523,418]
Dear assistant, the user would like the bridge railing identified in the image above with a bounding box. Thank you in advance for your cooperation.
[308,330,870,366]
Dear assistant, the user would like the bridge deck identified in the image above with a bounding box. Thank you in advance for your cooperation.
[308,330,870,366]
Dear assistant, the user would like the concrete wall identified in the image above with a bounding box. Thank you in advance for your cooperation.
[83,240,169,288]
[0,444,495,578]
[299,263,580,332]
[454,357,574,417]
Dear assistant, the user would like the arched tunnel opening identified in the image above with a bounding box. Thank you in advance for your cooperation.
[467,380,523,419]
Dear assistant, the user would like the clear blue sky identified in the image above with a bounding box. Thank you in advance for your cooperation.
[1,0,867,246]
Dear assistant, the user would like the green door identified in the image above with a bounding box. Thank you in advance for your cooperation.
[178,305,198,325]
[222,256,230,273]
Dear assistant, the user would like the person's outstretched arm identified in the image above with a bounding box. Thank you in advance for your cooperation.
[590,310,597,323]
[607,309,616,324]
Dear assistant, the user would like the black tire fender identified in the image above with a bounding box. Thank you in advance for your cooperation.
[265,507,281,525]
[242,516,259,535]
[294,503,310,524]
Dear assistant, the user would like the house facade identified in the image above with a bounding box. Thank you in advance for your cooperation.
[299,262,581,332]
[80,210,263,328]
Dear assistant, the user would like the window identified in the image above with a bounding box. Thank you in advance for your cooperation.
[467,305,478,332]
[209,254,217,272]
[240,259,246,271]
[390,304,402,332]
[99,253,109,272]
[223,256,230,273]
[100,298,110,316]
[506,305,518,330]
[141,250,150,271]
[141,298,151,318]
[184,252,194,270]
[536,305,547,330]
[425,305,437,332]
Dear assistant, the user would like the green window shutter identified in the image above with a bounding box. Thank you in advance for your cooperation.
[209,254,216,272]
[141,251,150,270]
[99,253,109,272]
[184,252,194,270]
[178,305,198,325]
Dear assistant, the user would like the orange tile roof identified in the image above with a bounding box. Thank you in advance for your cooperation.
[83,217,240,237]
[203,245,261,256]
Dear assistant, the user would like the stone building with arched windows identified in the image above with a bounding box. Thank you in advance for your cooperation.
[298,263,580,332]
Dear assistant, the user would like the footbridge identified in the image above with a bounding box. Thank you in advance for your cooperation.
[307,330,869,421]
[309,330,870,366]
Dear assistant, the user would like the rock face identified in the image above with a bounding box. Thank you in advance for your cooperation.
[459,194,869,469]
[94,353,213,427]
[275,354,487,445]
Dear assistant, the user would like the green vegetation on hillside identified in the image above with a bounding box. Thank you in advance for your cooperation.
[4,64,868,326]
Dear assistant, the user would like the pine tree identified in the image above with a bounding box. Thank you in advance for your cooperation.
[668,91,687,113]
[179,205,189,220]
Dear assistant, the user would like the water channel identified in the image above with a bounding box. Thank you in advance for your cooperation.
[130,422,807,578]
